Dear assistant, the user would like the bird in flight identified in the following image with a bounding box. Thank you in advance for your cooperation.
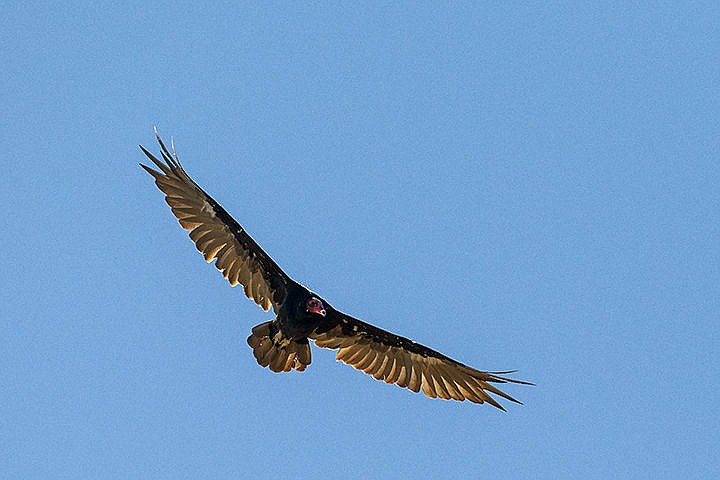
[140,130,531,410]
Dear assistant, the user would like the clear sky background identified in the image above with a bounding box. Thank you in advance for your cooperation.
[2,2,719,479]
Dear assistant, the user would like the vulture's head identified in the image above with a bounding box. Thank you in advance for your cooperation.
[304,296,326,318]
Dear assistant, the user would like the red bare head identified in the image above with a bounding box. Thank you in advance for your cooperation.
[305,297,326,317]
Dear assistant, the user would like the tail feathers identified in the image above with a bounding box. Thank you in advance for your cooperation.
[247,321,311,373]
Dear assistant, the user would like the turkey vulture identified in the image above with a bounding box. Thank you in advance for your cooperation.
[140,130,531,410]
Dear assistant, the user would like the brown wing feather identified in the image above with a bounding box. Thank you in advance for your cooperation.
[140,130,290,312]
[310,311,532,410]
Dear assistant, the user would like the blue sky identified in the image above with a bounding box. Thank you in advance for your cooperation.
[2,2,719,478]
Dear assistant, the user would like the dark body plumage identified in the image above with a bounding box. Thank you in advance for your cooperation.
[140,131,532,410]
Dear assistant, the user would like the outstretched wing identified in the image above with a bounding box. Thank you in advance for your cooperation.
[140,130,290,312]
[310,311,532,410]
